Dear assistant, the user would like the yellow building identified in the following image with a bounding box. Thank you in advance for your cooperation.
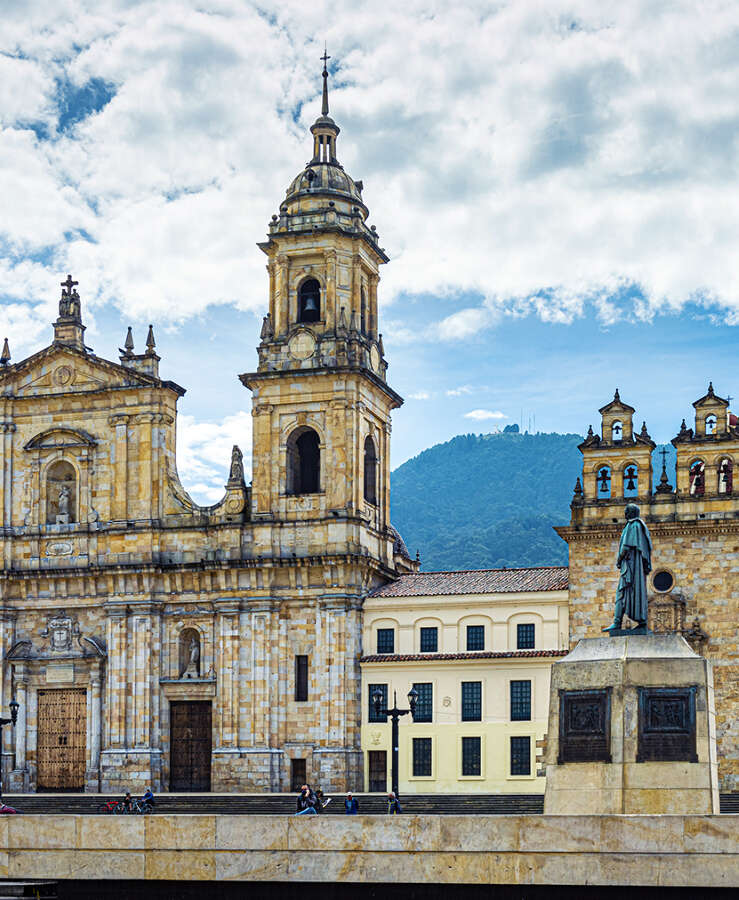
[360,567,568,794]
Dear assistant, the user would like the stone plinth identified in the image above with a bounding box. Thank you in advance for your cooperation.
[544,633,719,815]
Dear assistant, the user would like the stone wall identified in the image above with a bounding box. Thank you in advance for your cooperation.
[562,521,739,791]
[2,814,738,887]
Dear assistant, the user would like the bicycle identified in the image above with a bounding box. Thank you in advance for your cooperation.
[99,799,123,814]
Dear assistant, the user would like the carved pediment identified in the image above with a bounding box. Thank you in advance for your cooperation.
[3,344,171,399]
[25,427,97,451]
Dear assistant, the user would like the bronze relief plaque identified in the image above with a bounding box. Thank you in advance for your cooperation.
[558,688,612,764]
[637,686,697,762]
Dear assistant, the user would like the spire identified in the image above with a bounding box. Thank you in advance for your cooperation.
[310,47,340,163]
[321,44,330,116]
[122,327,134,357]
[614,388,620,403]
[146,324,156,355]
[0,338,10,367]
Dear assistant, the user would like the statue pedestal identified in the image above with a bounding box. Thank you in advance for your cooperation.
[543,633,719,815]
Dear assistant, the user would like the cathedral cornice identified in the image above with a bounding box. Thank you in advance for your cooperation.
[239,365,404,409]
[557,517,739,541]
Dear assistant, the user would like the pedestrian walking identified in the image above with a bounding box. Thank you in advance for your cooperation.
[387,791,402,814]
[344,791,359,814]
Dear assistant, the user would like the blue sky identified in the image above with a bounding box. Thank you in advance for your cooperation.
[1,1,738,503]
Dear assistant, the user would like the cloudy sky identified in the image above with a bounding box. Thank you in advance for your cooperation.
[1,0,738,503]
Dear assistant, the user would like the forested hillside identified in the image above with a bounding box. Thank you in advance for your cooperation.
[390,432,677,572]
[390,431,583,571]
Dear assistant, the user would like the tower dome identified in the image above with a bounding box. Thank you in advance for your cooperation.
[279,49,372,225]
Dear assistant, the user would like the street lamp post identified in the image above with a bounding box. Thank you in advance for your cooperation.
[372,686,418,798]
[0,700,19,803]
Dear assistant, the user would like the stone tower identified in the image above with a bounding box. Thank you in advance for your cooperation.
[240,53,402,562]
[558,384,739,790]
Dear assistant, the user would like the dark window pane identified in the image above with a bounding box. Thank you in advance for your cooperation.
[412,737,432,777]
[420,627,438,653]
[295,655,308,702]
[510,680,531,721]
[364,436,377,504]
[461,681,482,721]
[517,623,535,650]
[462,736,481,776]
[466,625,484,651]
[290,758,306,791]
[368,683,387,723]
[377,629,394,654]
[413,682,433,723]
[511,736,531,775]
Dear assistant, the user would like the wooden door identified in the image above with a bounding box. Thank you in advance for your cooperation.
[37,689,87,792]
[170,701,212,791]
[368,750,387,792]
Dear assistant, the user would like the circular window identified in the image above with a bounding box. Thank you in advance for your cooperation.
[653,570,674,593]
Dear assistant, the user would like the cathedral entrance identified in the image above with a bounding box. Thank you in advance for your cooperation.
[170,701,212,791]
[37,689,87,792]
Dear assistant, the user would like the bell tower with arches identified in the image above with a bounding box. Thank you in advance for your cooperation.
[240,53,410,574]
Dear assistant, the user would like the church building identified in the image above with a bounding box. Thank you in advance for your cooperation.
[559,386,739,791]
[0,59,415,794]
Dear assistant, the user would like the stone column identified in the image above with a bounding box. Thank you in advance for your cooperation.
[104,603,128,749]
[14,666,27,771]
[214,599,241,749]
[251,404,274,517]
[274,254,288,336]
[368,273,379,339]
[110,415,129,521]
[325,249,337,330]
[1,422,15,529]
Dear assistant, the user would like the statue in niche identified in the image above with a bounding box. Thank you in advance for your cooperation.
[180,633,200,679]
[603,503,653,634]
[46,460,77,525]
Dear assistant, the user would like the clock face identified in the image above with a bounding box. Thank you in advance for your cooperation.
[370,344,381,373]
[287,330,316,361]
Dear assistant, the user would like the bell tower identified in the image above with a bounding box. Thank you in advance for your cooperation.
[240,53,412,573]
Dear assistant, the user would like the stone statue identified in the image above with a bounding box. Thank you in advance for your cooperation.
[58,485,70,516]
[228,445,244,483]
[603,503,652,633]
[181,635,200,678]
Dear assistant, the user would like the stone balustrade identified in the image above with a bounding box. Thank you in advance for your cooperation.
[0,814,737,886]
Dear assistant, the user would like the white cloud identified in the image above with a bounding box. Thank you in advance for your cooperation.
[176,410,252,504]
[446,385,475,397]
[464,409,507,421]
[0,0,736,339]
[408,390,430,400]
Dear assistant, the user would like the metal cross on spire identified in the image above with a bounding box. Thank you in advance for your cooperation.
[321,44,330,116]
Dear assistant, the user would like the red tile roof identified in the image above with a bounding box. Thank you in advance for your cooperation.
[370,566,568,598]
[361,649,568,663]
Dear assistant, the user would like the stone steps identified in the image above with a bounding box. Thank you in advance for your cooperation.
[3,793,544,815]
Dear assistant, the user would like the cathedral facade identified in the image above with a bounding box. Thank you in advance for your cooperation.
[558,387,739,791]
[0,63,414,794]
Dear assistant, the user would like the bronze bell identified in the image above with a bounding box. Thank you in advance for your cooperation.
[626,468,637,491]
[303,294,319,314]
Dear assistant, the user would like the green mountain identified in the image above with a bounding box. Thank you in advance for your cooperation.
[391,432,678,572]
[390,431,583,572]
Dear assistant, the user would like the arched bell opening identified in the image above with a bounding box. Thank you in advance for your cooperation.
[297,278,321,324]
[286,427,320,495]
[596,465,612,499]
[689,459,705,496]
[718,457,734,494]
[623,463,639,499]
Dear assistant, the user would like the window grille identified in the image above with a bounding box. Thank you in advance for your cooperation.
[420,627,438,653]
[412,737,432,777]
[413,683,433,723]
[368,683,387,723]
[377,629,394,654]
[462,736,481,776]
[461,681,482,721]
[510,680,531,721]
[517,623,535,650]
[466,625,484,651]
[510,736,531,775]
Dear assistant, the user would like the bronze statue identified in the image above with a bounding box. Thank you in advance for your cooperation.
[603,503,652,633]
